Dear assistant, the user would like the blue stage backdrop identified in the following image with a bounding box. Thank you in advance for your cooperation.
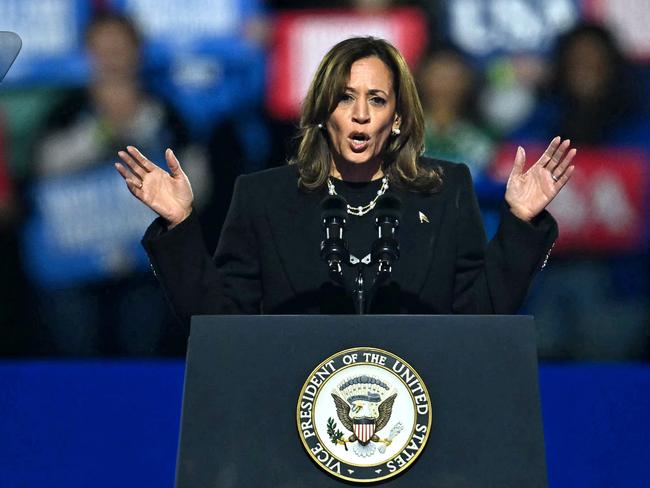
[1,361,649,487]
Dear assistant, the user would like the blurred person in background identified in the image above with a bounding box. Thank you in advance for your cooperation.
[512,22,648,148]
[36,11,192,178]
[27,11,205,356]
[418,46,496,178]
[510,22,650,359]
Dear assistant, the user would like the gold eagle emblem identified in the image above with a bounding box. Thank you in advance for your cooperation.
[329,375,397,451]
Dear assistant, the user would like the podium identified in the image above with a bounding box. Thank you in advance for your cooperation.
[175,315,547,487]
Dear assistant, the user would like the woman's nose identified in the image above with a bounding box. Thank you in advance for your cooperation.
[352,100,370,124]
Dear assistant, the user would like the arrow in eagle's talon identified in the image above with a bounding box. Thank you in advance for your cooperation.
[377,439,392,454]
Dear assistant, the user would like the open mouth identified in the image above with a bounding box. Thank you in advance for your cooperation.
[349,132,370,151]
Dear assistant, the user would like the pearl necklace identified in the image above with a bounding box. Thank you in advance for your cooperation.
[327,176,389,216]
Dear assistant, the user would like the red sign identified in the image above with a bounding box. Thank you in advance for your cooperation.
[490,143,650,253]
[266,8,428,120]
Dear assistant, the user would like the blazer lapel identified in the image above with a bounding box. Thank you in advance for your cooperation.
[266,185,330,295]
[389,187,446,295]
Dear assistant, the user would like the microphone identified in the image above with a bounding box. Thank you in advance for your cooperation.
[371,194,402,275]
[320,195,349,280]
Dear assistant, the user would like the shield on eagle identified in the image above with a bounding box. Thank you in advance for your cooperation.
[353,418,376,443]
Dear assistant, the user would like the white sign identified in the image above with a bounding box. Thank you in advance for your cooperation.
[588,0,650,60]
[0,0,78,56]
[448,0,579,56]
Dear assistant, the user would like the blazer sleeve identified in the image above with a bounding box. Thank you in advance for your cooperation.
[451,163,557,314]
[141,174,262,329]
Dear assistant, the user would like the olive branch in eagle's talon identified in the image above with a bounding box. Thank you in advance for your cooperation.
[327,417,348,451]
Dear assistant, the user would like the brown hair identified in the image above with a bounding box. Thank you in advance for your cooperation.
[291,36,442,193]
[85,11,142,48]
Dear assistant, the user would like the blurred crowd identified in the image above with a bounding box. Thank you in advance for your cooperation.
[0,0,648,359]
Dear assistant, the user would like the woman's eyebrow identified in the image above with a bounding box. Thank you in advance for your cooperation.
[368,89,389,96]
[344,87,390,96]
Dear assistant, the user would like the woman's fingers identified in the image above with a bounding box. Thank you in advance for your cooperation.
[118,150,146,181]
[165,148,179,176]
[126,146,156,172]
[550,148,577,183]
[538,136,562,167]
[165,148,184,177]
[532,136,576,185]
[116,147,185,206]
[114,162,143,192]
[546,138,572,172]
[509,146,526,178]
[553,164,575,190]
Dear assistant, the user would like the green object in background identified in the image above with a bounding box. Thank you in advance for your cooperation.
[0,87,68,180]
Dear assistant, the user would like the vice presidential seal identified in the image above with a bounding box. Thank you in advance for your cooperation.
[296,347,432,483]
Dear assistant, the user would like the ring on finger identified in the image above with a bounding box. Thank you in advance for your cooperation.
[551,174,559,182]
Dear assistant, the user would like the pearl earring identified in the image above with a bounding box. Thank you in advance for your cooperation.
[392,127,401,136]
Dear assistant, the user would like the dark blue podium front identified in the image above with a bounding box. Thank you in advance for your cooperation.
[176,315,547,487]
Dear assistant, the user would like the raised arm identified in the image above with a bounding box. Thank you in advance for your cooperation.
[452,137,573,314]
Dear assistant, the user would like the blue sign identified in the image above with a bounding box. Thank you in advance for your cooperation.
[0,0,91,86]
[109,0,266,138]
[110,0,263,44]
[23,162,157,288]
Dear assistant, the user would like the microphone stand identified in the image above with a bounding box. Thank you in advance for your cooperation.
[352,264,366,315]
[321,194,400,315]
[350,253,392,315]
[365,264,390,314]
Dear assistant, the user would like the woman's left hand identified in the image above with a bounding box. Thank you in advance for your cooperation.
[505,136,576,221]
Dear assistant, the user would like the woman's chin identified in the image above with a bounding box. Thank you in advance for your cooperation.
[339,151,378,167]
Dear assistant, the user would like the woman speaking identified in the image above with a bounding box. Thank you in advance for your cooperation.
[115,37,575,328]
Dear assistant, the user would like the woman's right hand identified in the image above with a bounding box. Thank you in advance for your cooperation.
[115,146,194,228]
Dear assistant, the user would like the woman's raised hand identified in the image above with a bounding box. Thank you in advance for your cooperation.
[115,146,194,228]
[505,136,576,222]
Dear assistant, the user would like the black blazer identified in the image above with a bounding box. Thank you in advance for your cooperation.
[143,159,557,329]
